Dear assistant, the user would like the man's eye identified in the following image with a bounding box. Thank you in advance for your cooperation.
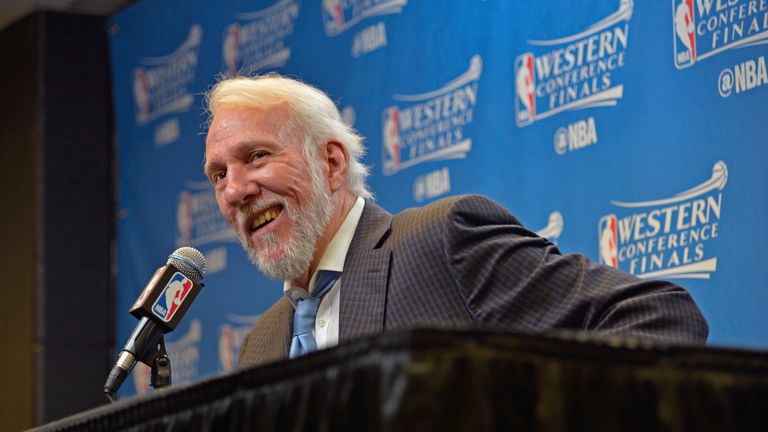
[212,171,226,183]
[251,150,269,161]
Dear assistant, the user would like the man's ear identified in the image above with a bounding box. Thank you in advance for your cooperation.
[323,140,350,192]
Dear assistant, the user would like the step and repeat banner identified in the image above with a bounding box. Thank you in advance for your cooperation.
[109,0,768,396]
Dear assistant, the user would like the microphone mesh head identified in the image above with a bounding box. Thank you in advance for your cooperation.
[167,247,207,283]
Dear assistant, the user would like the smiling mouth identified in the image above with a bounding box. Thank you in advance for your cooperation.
[250,206,283,232]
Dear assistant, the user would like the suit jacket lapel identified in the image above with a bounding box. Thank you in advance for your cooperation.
[238,297,293,368]
[339,200,393,342]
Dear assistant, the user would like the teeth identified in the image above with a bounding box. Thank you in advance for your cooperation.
[251,209,280,230]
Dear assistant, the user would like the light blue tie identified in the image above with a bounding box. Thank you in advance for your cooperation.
[289,270,341,358]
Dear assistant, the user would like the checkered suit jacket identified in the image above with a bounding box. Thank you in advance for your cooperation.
[238,195,708,368]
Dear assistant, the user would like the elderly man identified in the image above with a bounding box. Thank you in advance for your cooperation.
[203,74,708,368]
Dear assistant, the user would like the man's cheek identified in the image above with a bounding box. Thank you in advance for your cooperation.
[218,204,238,231]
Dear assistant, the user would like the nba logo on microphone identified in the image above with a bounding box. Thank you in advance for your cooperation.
[673,0,696,68]
[514,53,536,127]
[152,273,193,322]
[598,214,618,268]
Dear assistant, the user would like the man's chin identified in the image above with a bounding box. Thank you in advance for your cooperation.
[243,244,308,281]
[255,257,307,281]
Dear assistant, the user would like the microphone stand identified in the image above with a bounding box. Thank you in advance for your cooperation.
[105,337,173,403]
[149,337,172,391]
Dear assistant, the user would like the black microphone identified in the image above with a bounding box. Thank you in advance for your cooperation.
[104,247,207,401]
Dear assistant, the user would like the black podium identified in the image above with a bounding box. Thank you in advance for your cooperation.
[33,329,768,431]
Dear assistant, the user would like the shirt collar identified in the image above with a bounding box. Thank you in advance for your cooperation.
[283,196,366,304]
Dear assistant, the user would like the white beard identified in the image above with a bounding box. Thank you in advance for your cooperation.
[235,160,332,281]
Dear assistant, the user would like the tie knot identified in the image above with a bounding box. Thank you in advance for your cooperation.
[312,270,342,299]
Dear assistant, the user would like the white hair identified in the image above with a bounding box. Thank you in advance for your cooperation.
[205,73,373,199]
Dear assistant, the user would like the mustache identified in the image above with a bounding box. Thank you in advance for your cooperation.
[235,196,290,233]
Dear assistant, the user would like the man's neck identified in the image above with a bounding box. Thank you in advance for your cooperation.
[291,190,357,289]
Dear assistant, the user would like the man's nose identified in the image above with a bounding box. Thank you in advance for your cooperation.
[222,165,260,207]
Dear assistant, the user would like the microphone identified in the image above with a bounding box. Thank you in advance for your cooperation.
[104,247,207,401]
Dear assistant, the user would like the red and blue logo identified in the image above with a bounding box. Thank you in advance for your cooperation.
[598,214,619,268]
[152,273,193,322]
[514,53,536,126]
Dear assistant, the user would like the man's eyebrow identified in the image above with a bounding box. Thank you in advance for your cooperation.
[201,140,278,176]
[202,157,218,178]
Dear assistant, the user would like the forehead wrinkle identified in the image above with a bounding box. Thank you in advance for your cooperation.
[210,102,294,140]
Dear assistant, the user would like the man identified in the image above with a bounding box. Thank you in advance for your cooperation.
[203,74,708,368]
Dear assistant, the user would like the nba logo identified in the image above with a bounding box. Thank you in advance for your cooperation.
[152,273,193,322]
[673,0,696,68]
[514,53,536,126]
[132,363,151,396]
[223,24,240,76]
[598,214,619,268]
[219,324,235,373]
[322,0,346,35]
[177,191,193,246]
[382,106,402,175]
[132,67,151,123]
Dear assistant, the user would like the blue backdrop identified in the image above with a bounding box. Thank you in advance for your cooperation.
[108,0,768,396]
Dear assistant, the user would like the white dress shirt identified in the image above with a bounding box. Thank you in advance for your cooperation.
[283,196,366,350]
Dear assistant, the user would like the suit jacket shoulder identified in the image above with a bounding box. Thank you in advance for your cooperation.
[401,194,708,343]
